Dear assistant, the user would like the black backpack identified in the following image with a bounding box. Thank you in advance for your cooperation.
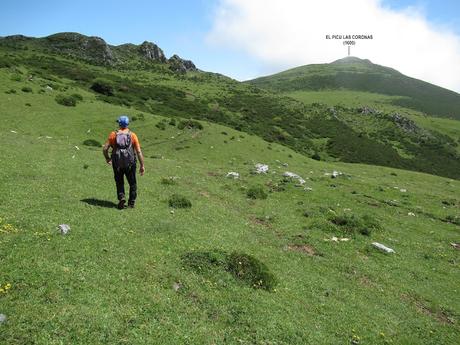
[112,130,136,169]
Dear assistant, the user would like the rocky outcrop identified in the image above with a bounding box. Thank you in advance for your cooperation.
[390,113,419,134]
[139,41,166,62]
[168,54,197,73]
[44,33,114,65]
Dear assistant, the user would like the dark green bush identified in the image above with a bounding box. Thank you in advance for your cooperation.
[83,139,102,147]
[161,177,177,185]
[55,94,76,107]
[21,86,32,93]
[178,119,203,130]
[5,89,16,94]
[155,121,166,130]
[445,215,460,225]
[312,152,321,161]
[168,194,192,208]
[182,250,277,291]
[226,252,277,291]
[71,93,83,101]
[247,185,268,199]
[90,78,114,96]
[169,118,176,126]
[330,213,381,236]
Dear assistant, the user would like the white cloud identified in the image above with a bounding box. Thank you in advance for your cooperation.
[208,0,460,93]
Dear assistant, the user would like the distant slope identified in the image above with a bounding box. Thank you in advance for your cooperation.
[248,57,460,120]
[1,34,459,179]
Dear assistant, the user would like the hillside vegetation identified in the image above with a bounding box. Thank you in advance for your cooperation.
[1,35,460,180]
[248,57,460,120]
[0,64,459,344]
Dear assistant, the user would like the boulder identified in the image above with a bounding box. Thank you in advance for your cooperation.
[139,41,166,62]
[168,54,197,73]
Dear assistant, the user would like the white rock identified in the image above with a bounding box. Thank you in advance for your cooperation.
[400,189,407,192]
[0,314,6,323]
[45,85,53,91]
[372,242,395,253]
[304,187,313,191]
[10,130,17,134]
[226,172,240,179]
[331,170,342,178]
[75,146,80,150]
[283,171,306,184]
[255,163,269,174]
[408,212,416,216]
[58,224,70,235]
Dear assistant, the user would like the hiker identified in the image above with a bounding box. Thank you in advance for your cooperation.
[103,115,145,209]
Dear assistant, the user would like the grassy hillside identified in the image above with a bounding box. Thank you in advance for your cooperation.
[1,60,460,344]
[248,57,460,120]
[1,40,459,180]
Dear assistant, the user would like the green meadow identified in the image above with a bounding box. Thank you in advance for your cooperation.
[0,63,459,345]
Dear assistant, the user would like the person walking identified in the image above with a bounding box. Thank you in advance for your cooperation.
[103,115,145,209]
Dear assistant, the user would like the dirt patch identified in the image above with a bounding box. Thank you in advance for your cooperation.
[401,293,456,325]
[207,172,220,177]
[199,191,210,198]
[287,244,316,256]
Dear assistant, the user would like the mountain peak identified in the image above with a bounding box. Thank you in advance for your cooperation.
[331,56,372,64]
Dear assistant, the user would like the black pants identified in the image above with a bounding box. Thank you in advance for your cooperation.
[113,163,137,203]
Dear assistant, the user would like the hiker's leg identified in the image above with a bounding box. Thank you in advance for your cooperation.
[126,163,137,204]
[113,166,125,201]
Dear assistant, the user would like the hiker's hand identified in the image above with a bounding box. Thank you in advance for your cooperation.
[106,158,112,165]
[140,165,145,176]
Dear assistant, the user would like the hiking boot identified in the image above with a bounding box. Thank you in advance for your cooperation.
[117,199,126,210]
[128,201,135,209]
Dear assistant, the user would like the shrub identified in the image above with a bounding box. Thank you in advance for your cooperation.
[155,121,166,130]
[445,215,460,225]
[169,118,176,126]
[329,213,381,236]
[90,78,114,96]
[5,89,16,94]
[21,86,32,93]
[83,139,102,147]
[161,177,177,185]
[178,119,203,130]
[182,250,277,291]
[226,252,277,291]
[312,152,321,161]
[247,185,268,199]
[71,93,83,101]
[55,94,76,107]
[168,194,192,208]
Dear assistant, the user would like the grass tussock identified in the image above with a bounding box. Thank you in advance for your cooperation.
[168,194,191,208]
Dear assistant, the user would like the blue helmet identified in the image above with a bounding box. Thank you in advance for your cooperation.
[117,115,129,128]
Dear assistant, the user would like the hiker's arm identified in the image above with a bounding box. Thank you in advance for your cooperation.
[137,149,145,175]
[102,143,112,165]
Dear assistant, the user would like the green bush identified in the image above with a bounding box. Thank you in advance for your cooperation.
[168,194,192,208]
[169,118,176,126]
[21,86,32,93]
[329,213,381,236]
[226,252,277,291]
[161,177,177,185]
[178,119,203,130]
[71,93,83,101]
[90,78,114,96]
[155,121,166,130]
[55,94,76,107]
[182,250,277,291]
[5,89,16,94]
[247,185,268,199]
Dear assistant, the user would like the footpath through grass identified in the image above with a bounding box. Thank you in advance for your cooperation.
[0,71,459,344]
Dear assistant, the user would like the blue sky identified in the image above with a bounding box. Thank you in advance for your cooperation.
[1,0,459,90]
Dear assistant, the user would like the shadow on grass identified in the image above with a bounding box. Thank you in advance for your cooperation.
[81,198,117,209]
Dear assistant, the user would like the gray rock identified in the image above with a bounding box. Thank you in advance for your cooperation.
[58,224,70,235]
[0,314,6,323]
[139,41,166,62]
[254,163,269,174]
[372,242,395,253]
[168,54,197,73]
